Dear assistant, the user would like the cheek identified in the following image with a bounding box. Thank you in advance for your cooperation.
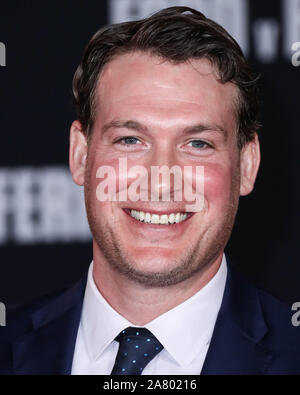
[203,163,236,210]
[90,156,141,213]
[86,155,120,214]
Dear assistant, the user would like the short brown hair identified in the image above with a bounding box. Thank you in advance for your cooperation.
[72,6,260,149]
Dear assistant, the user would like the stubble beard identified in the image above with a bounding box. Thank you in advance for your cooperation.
[84,175,240,288]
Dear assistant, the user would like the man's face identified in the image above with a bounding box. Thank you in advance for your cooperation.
[71,52,259,287]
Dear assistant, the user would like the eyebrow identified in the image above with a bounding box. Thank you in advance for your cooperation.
[102,120,148,134]
[102,119,228,139]
[181,123,228,139]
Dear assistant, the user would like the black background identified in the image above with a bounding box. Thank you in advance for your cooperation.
[0,0,299,307]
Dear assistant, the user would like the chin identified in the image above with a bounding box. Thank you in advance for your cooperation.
[129,248,179,273]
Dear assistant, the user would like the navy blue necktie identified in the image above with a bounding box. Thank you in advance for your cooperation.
[111,327,164,375]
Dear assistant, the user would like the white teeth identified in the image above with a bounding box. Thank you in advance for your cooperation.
[144,213,151,223]
[132,210,138,219]
[160,215,169,225]
[169,213,175,224]
[181,213,187,222]
[129,210,188,225]
[151,214,160,224]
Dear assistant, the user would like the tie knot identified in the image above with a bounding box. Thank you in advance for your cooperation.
[115,327,157,343]
[111,327,164,375]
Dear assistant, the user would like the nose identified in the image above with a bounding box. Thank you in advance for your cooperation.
[146,143,182,202]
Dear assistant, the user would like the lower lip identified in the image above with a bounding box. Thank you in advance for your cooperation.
[122,208,195,231]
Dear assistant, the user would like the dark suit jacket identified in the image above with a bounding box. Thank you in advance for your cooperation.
[0,261,299,375]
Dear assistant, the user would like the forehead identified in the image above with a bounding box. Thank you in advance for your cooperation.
[95,52,238,131]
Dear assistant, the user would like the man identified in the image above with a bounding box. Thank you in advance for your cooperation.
[1,6,299,375]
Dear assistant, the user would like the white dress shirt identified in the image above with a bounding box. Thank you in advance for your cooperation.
[71,255,227,375]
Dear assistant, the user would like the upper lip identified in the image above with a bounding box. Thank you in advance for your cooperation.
[122,207,190,215]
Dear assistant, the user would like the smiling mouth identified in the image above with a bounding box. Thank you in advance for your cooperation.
[123,208,194,225]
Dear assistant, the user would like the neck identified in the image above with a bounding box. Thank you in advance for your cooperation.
[92,244,223,326]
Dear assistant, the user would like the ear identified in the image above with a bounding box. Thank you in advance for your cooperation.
[240,133,261,196]
[69,120,88,186]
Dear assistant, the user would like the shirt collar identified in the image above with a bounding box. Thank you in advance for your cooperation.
[81,255,227,365]
[146,255,227,366]
[81,263,131,361]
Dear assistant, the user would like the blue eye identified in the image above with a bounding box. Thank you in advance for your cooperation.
[188,140,209,149]
[119,137,141,145]
[113,135,146,150]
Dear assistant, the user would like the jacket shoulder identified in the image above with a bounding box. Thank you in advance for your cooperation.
[257,287,300,345]
[225,261,300,374]
[0,274,87,374]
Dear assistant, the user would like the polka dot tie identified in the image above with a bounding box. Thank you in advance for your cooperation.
[111,327,164,375]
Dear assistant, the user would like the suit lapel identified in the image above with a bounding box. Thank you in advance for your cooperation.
[10,260,274,374]
[201,261,274,375]
[12,274,87,375]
